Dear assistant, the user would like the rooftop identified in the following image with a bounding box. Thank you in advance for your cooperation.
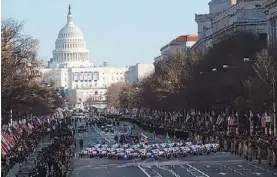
[160,34,198,51]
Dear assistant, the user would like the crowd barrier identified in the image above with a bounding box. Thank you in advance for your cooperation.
[107,115,189,140]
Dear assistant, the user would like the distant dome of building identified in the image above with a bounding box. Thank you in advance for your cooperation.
[51,5,90,68]
[58,24,84,39]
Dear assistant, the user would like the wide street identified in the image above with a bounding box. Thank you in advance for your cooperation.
[71,121,277,177]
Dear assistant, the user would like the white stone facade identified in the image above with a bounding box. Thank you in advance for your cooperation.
[265,0,277,48]
[49,5,90,68]
[154,34,198,63]
[192,0,267,51]
[69,88,107,109]
[41,6,128,108]
[128,63,155,82]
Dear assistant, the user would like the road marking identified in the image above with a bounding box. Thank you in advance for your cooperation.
[184,164,210,177]
[156,166,180,177]
[138,165,152,177]
[248,163,277,176]
[218,172,227,175]
[220,164,243,175]
[92,125,102,135]
[152,170,163,177]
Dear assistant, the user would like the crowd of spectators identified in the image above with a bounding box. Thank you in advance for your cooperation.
[1,124,48,177]
[27,121,74,177]
[1,117,75,177]
[118,110,277,162]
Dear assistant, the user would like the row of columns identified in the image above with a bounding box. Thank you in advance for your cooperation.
[56,42,85,49]
[53,52,89,62]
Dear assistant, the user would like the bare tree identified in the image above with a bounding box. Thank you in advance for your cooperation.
[106,82,129,108]
[1,19,63,124]
[253,49,277,87]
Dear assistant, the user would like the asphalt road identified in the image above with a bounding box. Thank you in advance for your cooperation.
[72,121,277,177]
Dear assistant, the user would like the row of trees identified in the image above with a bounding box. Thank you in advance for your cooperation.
[107,31,277,114]
[1,19,64,125]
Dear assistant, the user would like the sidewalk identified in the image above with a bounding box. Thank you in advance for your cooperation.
[6,136,52,177]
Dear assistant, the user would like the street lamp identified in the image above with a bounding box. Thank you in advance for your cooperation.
[243,57,258,62]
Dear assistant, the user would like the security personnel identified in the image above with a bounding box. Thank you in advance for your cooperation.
[243,141,248,160]
[231,139,235,154]
[258,146,261,164]
[248,142,252,161]
[239,140,242,156]
[224,140,228,152]
[268,148,272,166]
[273,149,276,167]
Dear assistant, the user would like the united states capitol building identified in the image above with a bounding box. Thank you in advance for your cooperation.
[41,6,128,109]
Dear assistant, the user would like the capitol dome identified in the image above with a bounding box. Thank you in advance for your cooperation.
[58,24,84,39]
[51,5,90,68]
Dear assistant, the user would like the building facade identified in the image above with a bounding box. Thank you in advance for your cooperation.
[41,6,128,109]
[264,0,277,48]
[128,63,155,82]
[154,34,198,63]
[192,0,267,51]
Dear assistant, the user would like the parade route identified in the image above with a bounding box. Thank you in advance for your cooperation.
[72,157,277,177]
[71,121,277,177]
